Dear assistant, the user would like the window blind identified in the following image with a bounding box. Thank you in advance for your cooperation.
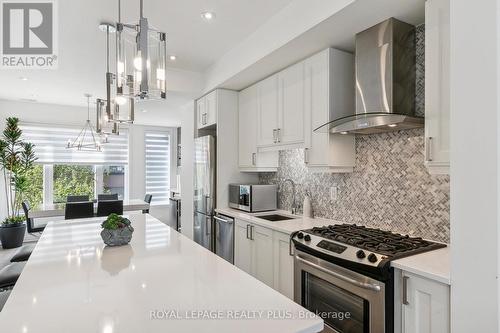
[20,123,129,165]
[145,132,170,205]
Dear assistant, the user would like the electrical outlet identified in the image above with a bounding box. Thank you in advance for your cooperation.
[330,185,338,201]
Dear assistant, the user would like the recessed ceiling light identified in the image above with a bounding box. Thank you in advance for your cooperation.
[19,77,28,81]
[387,124,397,128]
[169,55,177,61]
[340,131,348,135]
[201,11,215,21]
[142,109,147,113]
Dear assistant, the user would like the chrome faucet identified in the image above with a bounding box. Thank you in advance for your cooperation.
[280,179,297,214]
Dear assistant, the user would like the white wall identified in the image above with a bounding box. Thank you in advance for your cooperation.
[0,99,177,224]
[449,0,499,331]
[180,101,195,240]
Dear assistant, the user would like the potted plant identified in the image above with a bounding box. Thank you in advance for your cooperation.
[0,118,37,249]
[100,213,134,246]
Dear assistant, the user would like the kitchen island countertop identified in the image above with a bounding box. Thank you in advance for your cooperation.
[0,213,323,333]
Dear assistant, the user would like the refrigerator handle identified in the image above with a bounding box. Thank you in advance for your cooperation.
[204,195,211,214]
[205,216,211,236]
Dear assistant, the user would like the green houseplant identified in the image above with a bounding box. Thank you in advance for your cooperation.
[0,117,37,249]
[100,213,134,246]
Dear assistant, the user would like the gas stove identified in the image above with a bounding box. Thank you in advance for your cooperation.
[293,224,446,333]
[293,224,446,271]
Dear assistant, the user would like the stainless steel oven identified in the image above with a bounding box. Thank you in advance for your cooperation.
[294,250,385,333]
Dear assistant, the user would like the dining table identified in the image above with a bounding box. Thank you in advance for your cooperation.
[0,212,323,333]
[27,199,150,219]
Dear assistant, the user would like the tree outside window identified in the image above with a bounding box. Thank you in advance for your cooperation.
[53,165,95,203]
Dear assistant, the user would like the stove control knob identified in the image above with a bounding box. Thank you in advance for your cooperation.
[356,250,366,259]
[367,253,378,263]
[297,232,304,239]
[304,234,311,242]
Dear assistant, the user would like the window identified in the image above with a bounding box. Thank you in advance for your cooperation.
[145,132,170,205]
[20,123,129,207]
[24,165,44,207]
[102,165,125,199]
[53,165,95,203]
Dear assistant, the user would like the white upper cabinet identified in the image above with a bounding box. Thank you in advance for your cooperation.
[238,84,279,172]
[197,90,217,129]
[257,75,280,147]
[304,48,355,172]
[278,61,305,145]
[425,0,450,174]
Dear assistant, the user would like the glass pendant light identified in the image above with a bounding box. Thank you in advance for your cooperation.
[115,0,167,101]
[96,98,119,140]
[67,94,103,152]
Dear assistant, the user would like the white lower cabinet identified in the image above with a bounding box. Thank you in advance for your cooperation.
[234,219,294,298]
[273,231,294,299]
[398,271,450,333]
[234,219,252,274]
[252,224,274,287]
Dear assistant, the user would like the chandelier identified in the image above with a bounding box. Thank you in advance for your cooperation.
[97,0,167,129]
[67,94,103,152]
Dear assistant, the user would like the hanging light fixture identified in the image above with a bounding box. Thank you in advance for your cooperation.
[67,94,103,152]
[96,97,119,140]
[116,0,167,101]
[98,0,167,126]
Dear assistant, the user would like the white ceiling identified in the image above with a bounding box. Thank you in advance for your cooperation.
[0,0,426,128]
[0,0,293,126]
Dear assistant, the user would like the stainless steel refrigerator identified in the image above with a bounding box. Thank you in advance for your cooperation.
[193,135,215,250]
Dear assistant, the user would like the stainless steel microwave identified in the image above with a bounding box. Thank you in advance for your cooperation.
[228,184,277,212]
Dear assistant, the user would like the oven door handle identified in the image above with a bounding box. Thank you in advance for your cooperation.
[295,256,382,292]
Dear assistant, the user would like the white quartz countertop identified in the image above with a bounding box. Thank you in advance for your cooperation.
[0,213,323,333]
[391,247,451,285]
[216,207,451,285]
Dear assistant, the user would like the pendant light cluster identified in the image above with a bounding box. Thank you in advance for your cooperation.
[96,0,167,134]
[69,0,167,151]
[67,94,103,152]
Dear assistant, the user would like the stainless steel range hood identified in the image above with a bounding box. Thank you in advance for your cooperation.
[315,18,423,135]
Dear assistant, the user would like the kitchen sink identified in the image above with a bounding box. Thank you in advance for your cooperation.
[257,214,297,222]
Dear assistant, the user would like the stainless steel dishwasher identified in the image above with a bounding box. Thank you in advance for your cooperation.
[214,214,234,264]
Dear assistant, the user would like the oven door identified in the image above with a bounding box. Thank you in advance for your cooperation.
[294,250,385,333]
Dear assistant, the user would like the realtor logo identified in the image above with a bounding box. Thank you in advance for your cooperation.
[1,0,58,69]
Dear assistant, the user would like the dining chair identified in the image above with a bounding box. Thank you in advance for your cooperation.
[22,201,44,233]
[96,200,123,217]
[64,201,94,220]
[143,194,152,214]
[9,243,36,262]
[98,193,118,201]
[67,195,90,202]
[0,289,11,312]
[0,261,26,289]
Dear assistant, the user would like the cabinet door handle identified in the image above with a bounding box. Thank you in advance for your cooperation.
[289,239,294,256]
[304,148,309,164]
[402,276,410,305]
[202,113,207,125]
[277,128,281,143]
[250,225,254,240]
[246,224,250,239]
[426,137,433,162]
[272,129,277,143]
[252,153,257,166]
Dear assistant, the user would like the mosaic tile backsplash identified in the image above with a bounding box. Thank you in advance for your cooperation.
[259,24,451,243]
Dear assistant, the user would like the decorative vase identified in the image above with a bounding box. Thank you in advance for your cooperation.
[100,221,134,247]
[0,222,26,249]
